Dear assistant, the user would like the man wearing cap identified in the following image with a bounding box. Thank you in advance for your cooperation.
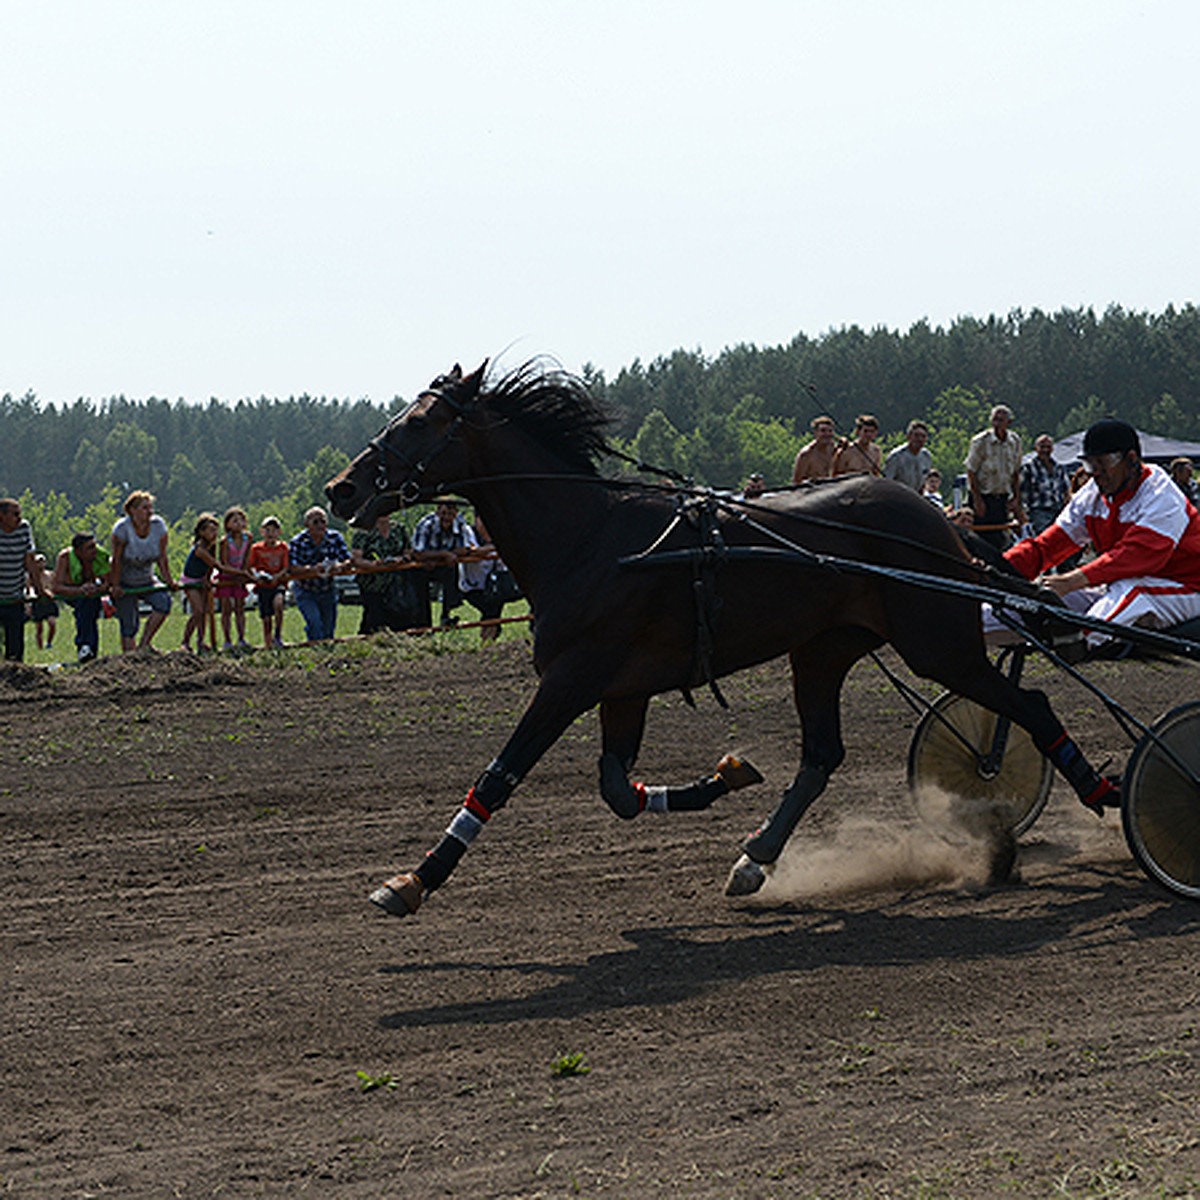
[1005,418,1200,633]
[738,472,766,500]
[965,404,1024,550]
[411,498,478,626]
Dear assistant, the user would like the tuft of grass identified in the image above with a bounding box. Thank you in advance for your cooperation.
[355,1069,398,1093]
[550,1051,591,1078]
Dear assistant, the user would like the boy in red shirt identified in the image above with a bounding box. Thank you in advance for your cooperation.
[247,516,290,648]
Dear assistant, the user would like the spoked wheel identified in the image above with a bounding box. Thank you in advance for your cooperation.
[907,692,1053,837]
[1122,701,1200,900]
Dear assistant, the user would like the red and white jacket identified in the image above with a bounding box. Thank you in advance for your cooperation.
[1006,464,1200,591]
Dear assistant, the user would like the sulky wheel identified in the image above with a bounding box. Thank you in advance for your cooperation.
[907,692,1052,837]
[1121,701,1200,901]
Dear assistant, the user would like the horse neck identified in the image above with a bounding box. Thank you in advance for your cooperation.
[455,431,612,589]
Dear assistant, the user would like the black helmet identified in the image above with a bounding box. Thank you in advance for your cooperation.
[1083,419,1140,457]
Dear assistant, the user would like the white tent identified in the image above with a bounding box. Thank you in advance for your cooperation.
[1034,429,1200,467]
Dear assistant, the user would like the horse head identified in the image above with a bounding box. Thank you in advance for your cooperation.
[326,360,488,526]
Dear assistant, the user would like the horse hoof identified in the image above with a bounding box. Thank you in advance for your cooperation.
[368,873,424,917]
[715,754,764,792]
[724,854,767,897]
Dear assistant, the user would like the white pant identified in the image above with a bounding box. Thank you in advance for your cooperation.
[984,577,1200,644]
[1062,577,1200,630]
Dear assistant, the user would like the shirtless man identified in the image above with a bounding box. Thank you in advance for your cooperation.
[792,415,838,483]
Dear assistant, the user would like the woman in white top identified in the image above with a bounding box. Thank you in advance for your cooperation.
[111,489,175,652]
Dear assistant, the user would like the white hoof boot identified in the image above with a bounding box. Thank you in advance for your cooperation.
[724,854,767,897]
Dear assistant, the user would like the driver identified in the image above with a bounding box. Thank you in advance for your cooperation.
[1005,418,1200,633]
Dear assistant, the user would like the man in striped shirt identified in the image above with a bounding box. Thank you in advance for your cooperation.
[0,498,49,661]
[1005,420,1200,633]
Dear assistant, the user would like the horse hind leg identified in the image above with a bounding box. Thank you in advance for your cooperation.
[598,696,763,819]
[727,630,878,898]
[897,616,1118,815]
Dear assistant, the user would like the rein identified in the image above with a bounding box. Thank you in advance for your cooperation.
[362,383,1027,596]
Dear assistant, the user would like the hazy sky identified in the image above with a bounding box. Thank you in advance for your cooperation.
[4,1,1198,406]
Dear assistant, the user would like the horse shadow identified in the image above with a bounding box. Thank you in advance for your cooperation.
[377,869,1199,1030]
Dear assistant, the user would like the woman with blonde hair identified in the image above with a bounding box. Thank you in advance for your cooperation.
[110,490,175,653]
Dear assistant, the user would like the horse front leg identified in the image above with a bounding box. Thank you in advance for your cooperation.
[369,671,597,919]
[597,696,763,819]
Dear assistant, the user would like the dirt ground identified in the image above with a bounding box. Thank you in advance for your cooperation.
[2,637,1198,1199]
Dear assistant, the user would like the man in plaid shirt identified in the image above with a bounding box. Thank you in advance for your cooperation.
[412,498,477,626]
[1020,434,1072,536]
[289,506,351,641]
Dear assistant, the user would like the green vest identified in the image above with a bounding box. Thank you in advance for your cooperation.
[68,545,111,585]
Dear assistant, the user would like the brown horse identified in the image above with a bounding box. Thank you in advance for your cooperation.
[326,360,1115,917]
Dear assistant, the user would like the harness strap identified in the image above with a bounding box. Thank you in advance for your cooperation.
[681,495,729,709]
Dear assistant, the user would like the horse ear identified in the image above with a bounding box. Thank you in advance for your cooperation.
[447,364,463,382]
[462,360,488,398]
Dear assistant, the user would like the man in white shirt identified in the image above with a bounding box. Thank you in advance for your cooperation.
[965,404,1024,549]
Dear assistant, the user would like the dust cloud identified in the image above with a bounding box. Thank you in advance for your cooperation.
[758,782,1089,902]
[753,785,1123,902]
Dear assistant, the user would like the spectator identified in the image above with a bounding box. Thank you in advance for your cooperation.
[1007,419,1200,636]
[0,498,49,662]
[1020,434,1071,536]
[247,516,290,649]
[289,506,351,642]
[459,514,520,643]
[1168,457,1198,505]
[179,514,221,654]
[883,421,932,491]
[965,404,1024,550]
[110,490,174,653]
[738,472,767,500]
[831,414,883,477]
[412,498,477,626]
[350,512,416,635]
[792,416,838,483]
[50,530,110,662]
[920,469,945,507]
[30,554,58,650]
[215,506,254,651]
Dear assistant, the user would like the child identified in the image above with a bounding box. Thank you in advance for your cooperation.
[215,506,254,650]
[247,516,290,648]
[30,554,58,650]
[180,514,221,653]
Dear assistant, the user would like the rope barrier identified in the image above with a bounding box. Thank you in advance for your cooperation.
[282,548,497,584]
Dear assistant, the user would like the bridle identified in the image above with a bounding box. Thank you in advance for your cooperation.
[366,376,477,506]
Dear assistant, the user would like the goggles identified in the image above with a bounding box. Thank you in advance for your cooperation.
[1081,450,1125,474]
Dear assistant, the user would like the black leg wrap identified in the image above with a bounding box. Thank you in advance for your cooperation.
[743,765,830,864]
[415,833,465,893]
[473,757,519,814]
[666,775,728,811]
[599,752,641,819]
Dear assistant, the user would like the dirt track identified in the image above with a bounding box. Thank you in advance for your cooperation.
[2,640,1198,1199]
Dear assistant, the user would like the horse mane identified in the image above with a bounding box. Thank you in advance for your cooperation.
[480,360,612,475]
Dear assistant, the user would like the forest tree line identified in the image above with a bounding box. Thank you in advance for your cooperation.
[5,303,1200,559]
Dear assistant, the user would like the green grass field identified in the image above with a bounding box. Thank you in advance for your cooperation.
[14,596,532,668]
